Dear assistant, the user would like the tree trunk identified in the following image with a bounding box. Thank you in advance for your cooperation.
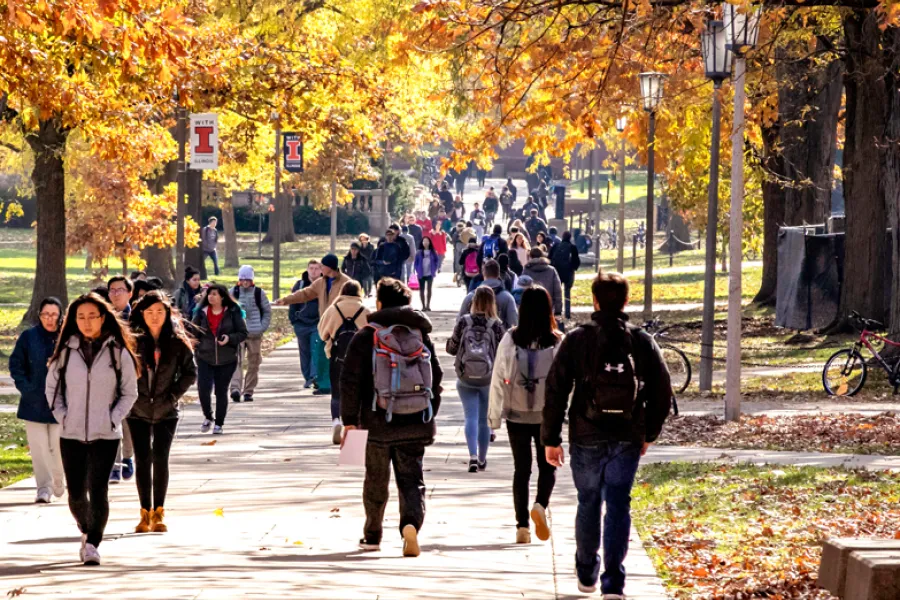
[141,159,177,287]
[24,120,69,323]
[837,10,888,326]
[264,186,296,244]
[185,169,204,278]
[883,27,900,334]
[754,122,786,305]
[221,196,240,269]
[658,212,693,253]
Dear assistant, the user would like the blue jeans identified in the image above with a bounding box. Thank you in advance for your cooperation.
[203,250,219,275]
[570,442,642,594]
[293,323,318,383]
[456,383,491,462]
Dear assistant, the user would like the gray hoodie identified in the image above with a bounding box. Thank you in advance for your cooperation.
[458,278,519,330]
[523,258,563,316]
[46,335,139,442]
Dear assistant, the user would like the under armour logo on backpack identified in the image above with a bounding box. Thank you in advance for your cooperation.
[604,363,625,373]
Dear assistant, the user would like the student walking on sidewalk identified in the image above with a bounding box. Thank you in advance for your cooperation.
[543,273,673,596]
[447,286,505,473]
[340,278,444,557]
[9,297,64,504]
[127,292,197,534]
[489,286,562,544]
[317,281,369,445]
[230,265,271,403]
[107,275,135,483]
[414,237,440,311]
[45,293,139,566]
[289,261,322,389]
[191,284,248,435]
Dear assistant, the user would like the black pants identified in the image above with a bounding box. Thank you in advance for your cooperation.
[363,442,426,544]
[507,421,557,529]
[197,359,237,426]
[563,278,574,319]
[419,276,433,308]
[329,357,342,420]
[127,418,178,511]
[60,438,120,546]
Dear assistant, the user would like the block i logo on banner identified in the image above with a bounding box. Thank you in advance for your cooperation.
[283,133,303,173]
[189,113,219,170]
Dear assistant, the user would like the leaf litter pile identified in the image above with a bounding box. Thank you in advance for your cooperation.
[658,412,900,455]
[633,463,900,599]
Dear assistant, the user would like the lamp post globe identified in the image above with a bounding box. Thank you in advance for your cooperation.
[702,20,733,84]
[723,3,761,54]
[638,72,666,112]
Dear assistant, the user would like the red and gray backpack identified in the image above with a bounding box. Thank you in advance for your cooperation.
[370,323,434,423]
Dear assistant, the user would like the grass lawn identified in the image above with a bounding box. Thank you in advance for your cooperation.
[0,413,31,489]
[634,462,900,599]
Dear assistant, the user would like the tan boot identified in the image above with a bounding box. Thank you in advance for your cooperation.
[516,527,531,544]
[150,507,168,533]
[135,508,151,534]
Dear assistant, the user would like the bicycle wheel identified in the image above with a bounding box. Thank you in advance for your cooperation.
[822,349,867,396]
[660,344,691,394]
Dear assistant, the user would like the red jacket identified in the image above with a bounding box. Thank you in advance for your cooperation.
[425,230,447,255]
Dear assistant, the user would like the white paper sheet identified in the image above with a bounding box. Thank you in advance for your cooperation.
[338,429,369,466]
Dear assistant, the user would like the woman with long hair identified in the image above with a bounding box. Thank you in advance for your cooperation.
[172,265,202,318]
[489,286,563,544]
[414,236,440,311]
[191,284,248,435]
[46,293,140,565]
[509,233,530,276]
[446,286,505,473]
[128,291,197,534]
[9,297,64,503]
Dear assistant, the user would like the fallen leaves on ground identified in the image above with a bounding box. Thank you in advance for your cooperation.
[213,508,224,517]
[201,440,217,446]
[633,463,900,599]
[658,412,900,455]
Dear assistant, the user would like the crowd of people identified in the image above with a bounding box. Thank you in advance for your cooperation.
[9,179,675,598]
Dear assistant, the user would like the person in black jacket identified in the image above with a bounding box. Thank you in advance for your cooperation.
[542,272,673,596]
[357,234,376,297]
[290,261,322,389]
[342,243,372,286]
[9,297,64,503]
[551,231,582,319]
[127,291,197,534]
[340,278,444,557]
[191,284,248,435]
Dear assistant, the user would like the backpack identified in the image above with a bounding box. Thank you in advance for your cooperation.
[333,305,365,363]
[464,251,480,277]
[233,286,264,315]
[508,344,556,416]
[454,316,499,385]
[483,236,499,259]
[578,323,644,425]
[552,241,574,273]
[370,323,434,423]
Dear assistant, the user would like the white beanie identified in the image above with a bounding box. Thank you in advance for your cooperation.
[238,265,255,281]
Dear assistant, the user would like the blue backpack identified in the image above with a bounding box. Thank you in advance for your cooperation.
[483,236,499,259]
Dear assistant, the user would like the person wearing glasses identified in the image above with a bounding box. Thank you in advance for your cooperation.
[9,297,65,504]
[107,275,136,483]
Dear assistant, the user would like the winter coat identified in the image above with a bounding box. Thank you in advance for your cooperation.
[415,249,440,279]
[318,296,370,358]
[408,223,424,249]
[46,335,139,442]
[488,332,562,429]
[373,241,403,280]
[542,312,673,448]
[191,305,249,365]
[426,230,448,256]
[523,258,563,316]
[340,307,444,446]
[458,278,519,330]
[288,276,320,327]
[200,225,218,253]
[129,333,197,423]
[231,285,271,337]
[9,325,58,424]
[342,253,372,282]
[172,282,200,318]
[470,209,487,227]
[551,240,581,284]
[279,272,353,318]
[358,242,376,264]
[525,216,548,243]
[459,227,477,245]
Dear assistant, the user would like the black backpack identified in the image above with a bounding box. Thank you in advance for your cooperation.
[233,286,264,315]
[552,241,574,272]
[333,305,365,363]
[578,322,643,425]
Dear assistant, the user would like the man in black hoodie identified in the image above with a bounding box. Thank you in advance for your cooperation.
[340,278,444,557]
[542,272,673,596]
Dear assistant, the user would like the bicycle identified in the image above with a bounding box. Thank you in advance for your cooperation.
[822,311,900,396]
[644,318,691,394]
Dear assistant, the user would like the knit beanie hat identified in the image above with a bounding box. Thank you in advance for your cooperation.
[238,265,255,280]
[321,254,339,271]
[516,275,534,289]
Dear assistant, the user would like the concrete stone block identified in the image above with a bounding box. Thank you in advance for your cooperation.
[844,550,900,600]
[819,538,900,596]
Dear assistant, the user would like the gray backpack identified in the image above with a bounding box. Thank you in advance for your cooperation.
[508,345,556,417]
[455,316,499,385]
[370,323,434,423]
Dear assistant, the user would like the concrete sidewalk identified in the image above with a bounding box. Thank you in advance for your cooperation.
[0,311,668,599]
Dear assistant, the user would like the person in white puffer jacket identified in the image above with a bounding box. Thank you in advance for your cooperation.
[46,292,139,567]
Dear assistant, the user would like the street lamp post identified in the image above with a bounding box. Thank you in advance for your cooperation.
[615,116,628,274]
[639,72,666,321]
[174,89,186,278]
[723,3,761,420]
[698,20,734,391]
[272,111,282,299]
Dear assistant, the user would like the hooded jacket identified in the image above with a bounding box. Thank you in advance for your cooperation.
[172,281,200,318]
[278,272,353,318]
[458,278,519,330]
[191,305,249,365]
[46,335,139,442]
[129,332,197,423]
[317,296,370,358]
[340,307,444,446]
[542,312,673,448]
[523,258,563,316]
[10,325,58,424]
[288,275,320,327]
[342,252,372,282]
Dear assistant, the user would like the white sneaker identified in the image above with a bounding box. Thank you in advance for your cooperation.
[213,425,224,435]
[79,534,87,563]
[577,581,597,594]
[332,421,343,445]
[200,419,213,433]
[82,543,101,566]
[35,489,52,504]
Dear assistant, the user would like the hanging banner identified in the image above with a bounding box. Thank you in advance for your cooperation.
[189,113,219,170]
[282,132,304,173]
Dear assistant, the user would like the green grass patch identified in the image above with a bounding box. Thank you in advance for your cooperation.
[0,413,31,489]
[634,462,900,599]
